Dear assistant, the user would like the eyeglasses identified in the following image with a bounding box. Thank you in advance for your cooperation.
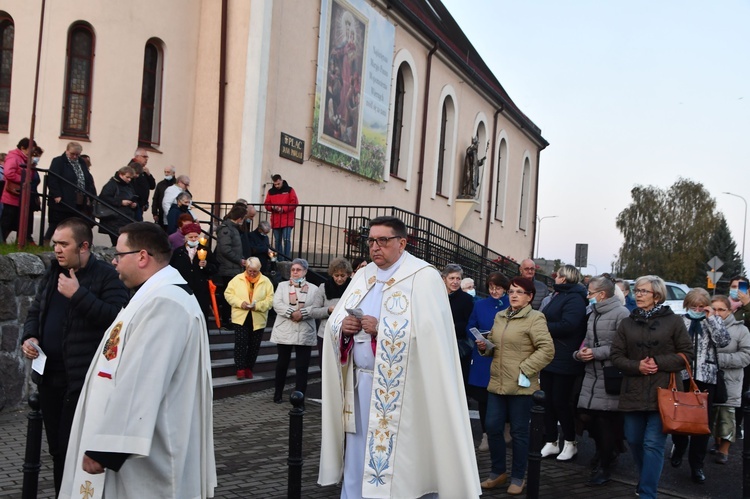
[112,249,143,262]
[488,285,504,292]
[634,288,654,295]
[246,269,260,275]
[366,236,400,247]
[507,290,529,295]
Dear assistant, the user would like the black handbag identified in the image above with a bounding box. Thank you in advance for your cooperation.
[711,340,728,404]
[93,200,117,219]
[592,315,623,395]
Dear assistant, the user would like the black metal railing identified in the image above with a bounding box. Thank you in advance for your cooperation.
[28,169,551,287]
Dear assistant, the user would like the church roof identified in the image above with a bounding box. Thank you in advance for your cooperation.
[389,0,548,147]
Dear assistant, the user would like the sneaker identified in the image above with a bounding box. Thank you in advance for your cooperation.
[236,369,245,380]
[541,441,560,457]
[244,369,254,380]
[557,440,578,461]
[478,433,489,452]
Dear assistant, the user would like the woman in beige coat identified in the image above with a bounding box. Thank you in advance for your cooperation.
[476,276,554,495]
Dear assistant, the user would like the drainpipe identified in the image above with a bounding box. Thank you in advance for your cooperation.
[414,42,438,216]
[531,148,542,258]
[213,0,229,216]
[483,105,503,248]
[18,0,46,248]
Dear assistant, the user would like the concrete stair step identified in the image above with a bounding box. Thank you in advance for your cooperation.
[212,366,321,399]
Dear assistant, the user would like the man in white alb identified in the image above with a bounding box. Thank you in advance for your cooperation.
[60,222,216,499]
[318,216,481,498]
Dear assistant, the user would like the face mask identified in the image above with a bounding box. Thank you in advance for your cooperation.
[186,240,199,248]
[32,157,39,165]
[589,297,597,305]
[164,175,173,181]
[466,289,476,297]
[245,219,253,224]
[687,310,706,320]
[730,289,739,300]
[293,277,305,285]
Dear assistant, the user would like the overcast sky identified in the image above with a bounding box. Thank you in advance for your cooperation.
[441,0,749,278]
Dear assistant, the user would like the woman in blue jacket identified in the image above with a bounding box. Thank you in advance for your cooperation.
[466,271,510,451]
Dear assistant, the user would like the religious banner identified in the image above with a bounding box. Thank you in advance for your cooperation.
[312,0,395,181]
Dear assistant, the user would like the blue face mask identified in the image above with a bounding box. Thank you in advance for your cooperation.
[186,240,199,248]
[730,289,739,300]
[466,289,476,297]
[687,310,706,320]
[589,297,597,305]
[293,277,305,285]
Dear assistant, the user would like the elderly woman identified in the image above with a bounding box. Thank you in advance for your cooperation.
[467,271,511,452]
[98,165,138,245]
[170,222,217,325]
[540,264,588,461]
[310,257,352,360]
[670,288,730,484]
[574,276,630,485]
[225,257,274,380]
[611,275,693,499]
[271,258,321,403]
[477,277,554,495]
[709,295,750,464]
[443,263,475,391]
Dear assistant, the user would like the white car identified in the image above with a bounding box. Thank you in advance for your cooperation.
[627,280,690,315]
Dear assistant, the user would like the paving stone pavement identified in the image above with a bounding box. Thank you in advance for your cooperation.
[0,381,708,498]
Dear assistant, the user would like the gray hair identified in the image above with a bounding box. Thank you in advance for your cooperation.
[258,220,271,232]
[176,192,192,203]
[177,175,190,185]
[634,275,668,305]
[556,264,581,284]
[588,276,615,298]
[441,263,463,279]
[292,258,309,271]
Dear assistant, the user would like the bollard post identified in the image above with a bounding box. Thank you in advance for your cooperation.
[744,390,750,498]
[288,391,305,499]
[22,392,43,499]
[526,390,545,499]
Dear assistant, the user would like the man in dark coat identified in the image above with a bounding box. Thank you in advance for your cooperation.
[151,164,175,230]
[20,218,129,495]
[45,142,97,243]
[127,147,156,222]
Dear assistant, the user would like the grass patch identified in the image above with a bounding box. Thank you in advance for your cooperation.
[0,242,50,255]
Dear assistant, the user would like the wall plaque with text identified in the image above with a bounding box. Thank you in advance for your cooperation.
[279,132,304,164]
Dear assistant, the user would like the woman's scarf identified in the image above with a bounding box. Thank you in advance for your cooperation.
[289,280,309,309]
[324,277,351,300]
[634,303,663,320]
[687,316,705,338]
[245,273,260,302]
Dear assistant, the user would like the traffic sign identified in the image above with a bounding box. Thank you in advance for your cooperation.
[707,256,724,271]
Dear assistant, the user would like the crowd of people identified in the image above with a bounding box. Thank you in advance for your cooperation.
[10,150,750,498]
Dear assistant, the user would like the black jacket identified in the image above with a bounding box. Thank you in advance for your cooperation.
[127,160,156,211]
[245,228,271,270]
[47,152,96,213]
[170,244,217,316]
[542,282,588,374]
[22,257,129,391]
[215,219,244,278]
[98,176,137,233]
[449,289,475,340]
[151,177,175,222]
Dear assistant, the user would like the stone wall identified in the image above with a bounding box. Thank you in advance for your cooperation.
[0,249,117,412]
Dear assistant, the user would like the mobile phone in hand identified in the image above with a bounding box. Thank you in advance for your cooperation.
[739,281,749,294]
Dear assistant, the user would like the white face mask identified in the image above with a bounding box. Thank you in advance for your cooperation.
[186,240,199,248]
[164,175,173,181]
[466,289,476,297]
[32,157,40,165]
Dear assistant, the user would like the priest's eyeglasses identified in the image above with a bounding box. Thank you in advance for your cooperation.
[366,236,400,247]
[113,249,152,262]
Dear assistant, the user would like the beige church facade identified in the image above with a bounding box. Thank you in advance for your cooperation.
[0,0,546,259]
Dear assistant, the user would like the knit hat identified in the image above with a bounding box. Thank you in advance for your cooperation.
[181,222,201,235]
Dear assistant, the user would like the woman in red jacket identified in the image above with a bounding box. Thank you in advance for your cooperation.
[1,138,40,244]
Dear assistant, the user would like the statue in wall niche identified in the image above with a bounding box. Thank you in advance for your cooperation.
[459,136,488,199]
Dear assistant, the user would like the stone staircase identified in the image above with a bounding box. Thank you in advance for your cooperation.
[208,315,321,399]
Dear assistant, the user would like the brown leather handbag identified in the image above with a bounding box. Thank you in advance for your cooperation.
[657,352,710,435]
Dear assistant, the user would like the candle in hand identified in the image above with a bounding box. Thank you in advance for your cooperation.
[199,236,208,246]
[197,249,207,261]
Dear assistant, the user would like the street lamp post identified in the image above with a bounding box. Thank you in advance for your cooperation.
[723,192,747,275]
[536,215,558,259]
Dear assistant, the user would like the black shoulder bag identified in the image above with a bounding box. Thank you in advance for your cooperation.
[592,314,623,395]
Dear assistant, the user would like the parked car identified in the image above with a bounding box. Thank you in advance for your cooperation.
[627,280,690,315]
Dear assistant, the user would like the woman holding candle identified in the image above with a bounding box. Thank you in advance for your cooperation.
[224,257,275,379]
[169,222,217,325]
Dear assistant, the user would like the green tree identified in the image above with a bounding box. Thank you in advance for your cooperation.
[615,179,720,285]
[705,215,744,293]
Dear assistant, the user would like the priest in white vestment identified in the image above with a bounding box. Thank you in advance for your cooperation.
[318,216,481,498]
[60,222,216,499]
